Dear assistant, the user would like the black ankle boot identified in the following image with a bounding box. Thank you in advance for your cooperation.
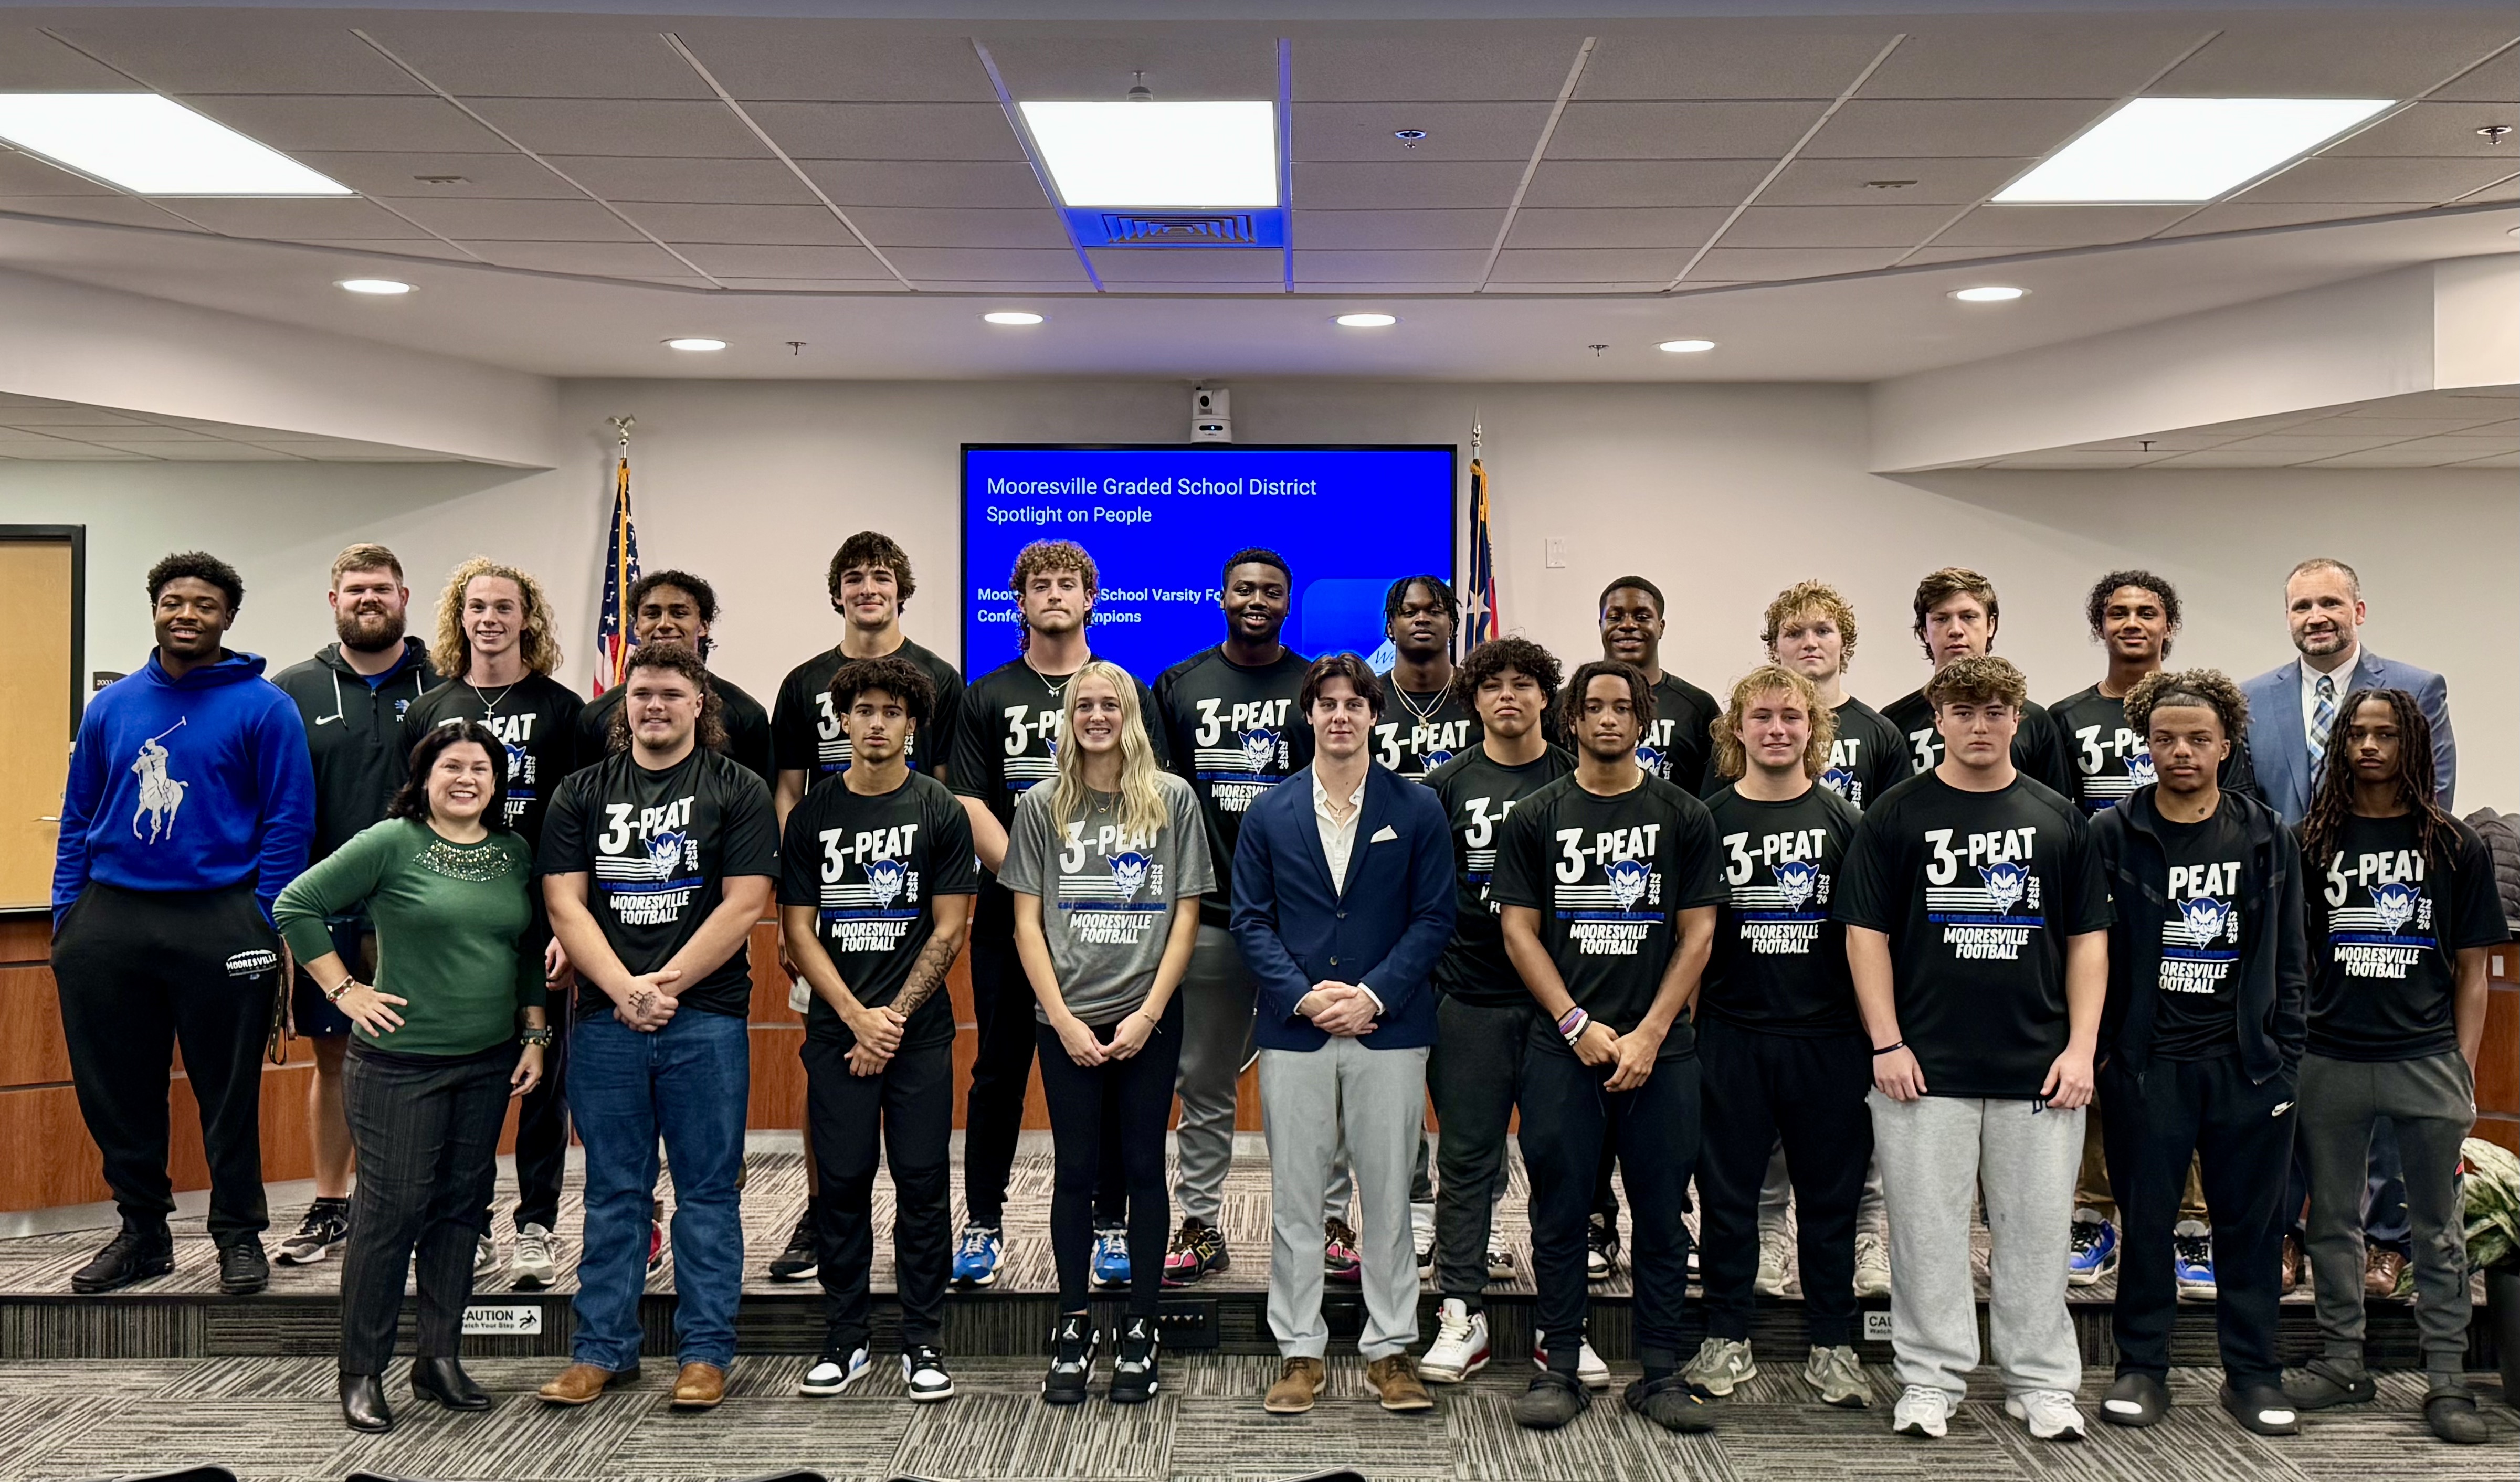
[340,1372,394,1432]
[411,1355,491,1411]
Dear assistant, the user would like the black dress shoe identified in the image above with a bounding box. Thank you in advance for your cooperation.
[217,1236,270,1295]
[69,1225,175,1294]
[340,1372,395,1433]
[411,1355,491,1411]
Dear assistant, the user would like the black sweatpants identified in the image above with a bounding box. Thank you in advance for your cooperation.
[962,885,1124,1230]
[1696,1016,1872,1347]
[808,1033,954,1354]
[1428,996,1531,1307]
[1034,997,1183,1317]
[51,882,280,1244]
[506,993,571,1234]
[2101,1053,2294,1389]
[339,1044,509,1375]
[1522,1027,1700,1374]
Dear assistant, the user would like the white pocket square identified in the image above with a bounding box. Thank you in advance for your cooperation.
[1369,824,1399,843]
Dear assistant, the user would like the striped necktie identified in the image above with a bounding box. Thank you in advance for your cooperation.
[2308,672,2337,774]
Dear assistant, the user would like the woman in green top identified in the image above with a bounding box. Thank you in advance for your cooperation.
[273,721,549,1435]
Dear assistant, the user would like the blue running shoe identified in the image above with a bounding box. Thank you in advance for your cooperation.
[953,1225,1003,1287]
[2066,1209,2118,1287]
[2173,1221,2216,1299]
[1092,1227,1131,1289]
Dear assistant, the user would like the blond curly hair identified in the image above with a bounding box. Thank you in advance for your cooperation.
[430,556,563,678]
[1712,665,1838,781]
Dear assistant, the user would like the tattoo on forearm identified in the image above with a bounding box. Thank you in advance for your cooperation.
[893,932,958,1018]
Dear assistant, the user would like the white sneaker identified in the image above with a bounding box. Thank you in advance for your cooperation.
[800,1345,871,1396]
[1804,1345,1869,1408]
[473,1233,498,1278]
[1894,1384,1954,1438]
[1411,1201,1436,1273]
[1683,1336,1758,1396]
[508,1223,558,1289]
[1419,1298,1490,1382]
[1852,1232,1891,1298]
[1532,1330,1610,1390]
[2005,1388,2086,1442]
[901,1345,955,1403]
[1753,1225,1794,1296]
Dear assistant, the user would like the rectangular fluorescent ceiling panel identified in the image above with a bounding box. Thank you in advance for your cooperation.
[1019,100,1277,208]
[0,93,352,195]
[1994,97,2392,204]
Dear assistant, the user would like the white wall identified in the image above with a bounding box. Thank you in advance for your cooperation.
[5,377,2512,808]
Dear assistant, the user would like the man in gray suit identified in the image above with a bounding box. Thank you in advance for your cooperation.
[2240,556,2456,1299]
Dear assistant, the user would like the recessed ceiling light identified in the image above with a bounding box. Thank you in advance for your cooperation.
[1019,100,1277,208]
[0,93,352,196]
[1949,285,2027,303]
[982,311,1045,325]
[1993,96,2393,203]
[336,278,413,295]
[1657,338,1717,353]
[1334,313,1397,328]
[663,337,727,352]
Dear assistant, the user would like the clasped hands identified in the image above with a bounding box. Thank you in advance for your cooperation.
[1296,981,1378,1038]
[611,968,682,1032]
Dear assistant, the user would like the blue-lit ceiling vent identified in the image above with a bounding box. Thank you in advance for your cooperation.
[1019,96,1284,250]
[1070,209,1284,248]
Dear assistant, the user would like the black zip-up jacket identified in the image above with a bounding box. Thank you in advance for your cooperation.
[2092,785,2306,1085]
[271,638,441,862]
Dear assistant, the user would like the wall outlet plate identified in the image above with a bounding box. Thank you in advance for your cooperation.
[1544,537,1568,569]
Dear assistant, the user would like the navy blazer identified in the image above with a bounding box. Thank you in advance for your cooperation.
[2240,650,2455,827]
[1230,761,1456,1052]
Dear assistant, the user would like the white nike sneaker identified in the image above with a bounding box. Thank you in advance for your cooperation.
[1683,1336,1757,1396]
[1419,1298,1490,1382]
[2005,1388,2087,1442]
[1532,1330,1610,1390]
[1894,1384,1954,1439]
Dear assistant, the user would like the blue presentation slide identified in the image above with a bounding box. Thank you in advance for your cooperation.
[962,445,1457,682]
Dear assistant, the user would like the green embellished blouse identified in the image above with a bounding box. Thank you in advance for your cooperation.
[274,818,546,1058]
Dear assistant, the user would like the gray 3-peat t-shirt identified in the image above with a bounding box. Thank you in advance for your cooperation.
[999,772,1214,1026]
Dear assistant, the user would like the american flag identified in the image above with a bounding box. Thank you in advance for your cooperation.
[592,444,641,696]
[1465,443,1499,645]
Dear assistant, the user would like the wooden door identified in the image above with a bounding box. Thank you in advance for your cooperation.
[0,536,77,911]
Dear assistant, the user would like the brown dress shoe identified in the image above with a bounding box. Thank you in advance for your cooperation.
[2363,1247,2407,1298]
[1264,1356,1327,1414]
[539,1362,637,1406]
[672,1362,728,1409]
[1367,1353,1435,1412]
[2280,1233,2304,1294]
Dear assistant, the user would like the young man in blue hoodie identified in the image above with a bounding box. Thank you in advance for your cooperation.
[50,551,317,1297]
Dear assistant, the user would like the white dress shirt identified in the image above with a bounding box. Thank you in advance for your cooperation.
[2298,648,2356,755]
[1308,765,1380,1010]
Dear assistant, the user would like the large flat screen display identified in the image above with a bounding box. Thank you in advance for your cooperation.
[962,444,1457,682]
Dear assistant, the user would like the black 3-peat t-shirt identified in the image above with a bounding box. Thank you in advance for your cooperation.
[1376,682,1480,782]
[1428,742,1576,1007]
[778,770,978,1052]
[2149,808,2253,1061]
[2048,685,2254,815]
[772,638,965,783]
[1880,688,2078,799]
[2306,812,2504,1063]
[403,673,585,846]
[951,657,1172,840]
[1834,772,2111,1098]
[1703,783,1862,1035]
[578,669,774,785]
[540,748,779,1019]
[1154,644,1313,924]
[1641,674,1720,797]
[1491,771,1726,1056]
[1825,696,1909,813]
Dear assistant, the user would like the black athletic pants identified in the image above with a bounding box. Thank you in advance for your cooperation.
[1696,1016,1872,1347]
[962,884,1124,1229]
[1428,996,1531,1307]
[51,882,280,1244]
[2102,1053,2294,1389]
[1522,1028,1700,1374]
[1034,997,1183,1318]
[808,1033,954,1354]
[507,993,571,1234]
[339,1044,508,1375]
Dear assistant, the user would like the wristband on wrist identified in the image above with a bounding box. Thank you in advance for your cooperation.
[324,975,356,1004]
[1871,1040,1905,1057]
[519,1027,554,1047]
[1557,1007,1590,1045]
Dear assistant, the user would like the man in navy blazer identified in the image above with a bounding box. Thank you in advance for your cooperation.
[2242,558,2455,827]
[1233,653,1455,1415]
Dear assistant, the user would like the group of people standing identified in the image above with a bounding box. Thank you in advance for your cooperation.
[45,533,2497,1449]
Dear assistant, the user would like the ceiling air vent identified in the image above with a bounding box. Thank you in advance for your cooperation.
[1067,207,1286,249]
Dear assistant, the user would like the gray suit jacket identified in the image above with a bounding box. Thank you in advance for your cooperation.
[2240,649,2455,827]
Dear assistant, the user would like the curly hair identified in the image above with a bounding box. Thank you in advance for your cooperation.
[828,653,936,729]
[604,642,727,754]
[828,531,916,606]
[631,569,718,627]
[430,557,562,679]
[1912,567,1998,658]
[2124,667,2246,741]
[2300,687,2457,876]
[1560,659,1656,739]
[388,720,512,830]
[1924,654,2027,712]
[1452,637,1562,714]
[1761,580,1859,669]
[1011,539,1097,654]
[1300,652,1386,717]
[2086,569,2181,641]
[1712,665,1838,781]
[146,550,245,612]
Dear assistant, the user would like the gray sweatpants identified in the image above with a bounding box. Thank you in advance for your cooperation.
[1870,1090,2083,1400]
[1260,1039,1428,1361]
[2297,1050,2474,1371]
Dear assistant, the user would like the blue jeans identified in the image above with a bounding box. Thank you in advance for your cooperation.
[566,1007,750,1370]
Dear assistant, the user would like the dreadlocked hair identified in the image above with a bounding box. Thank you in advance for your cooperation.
[2298,687,2456,876]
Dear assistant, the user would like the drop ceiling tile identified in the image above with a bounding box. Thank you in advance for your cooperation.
[2151,19,2520,97]
[1088,281,1286,294]
[1292,209,1500,250]
[2324,102,2520,159]
[2449,451,2520,468]
[2368,434,2519,455]
[2237,156,2518,204]
[1547,101,1831,161]
[2432,47,2519,104]
[1805,99,2111,160]
[2215,433,2426,453]
[0,151,120,196]
[50,17,430,94]
[2155,202,2423,237]
[1759,156,2032,206]
[0,441,147,460]
[0,406,149,426]
[1577,28,1899,100]
[1993,452,2161,468]
[1084,249,1285,283]
[2148,449,2327,467]
[1520,158,1774,208]
[295,239,484,262]
[74,425,226,443]
[798,160,1050,208]
[2292,447,2480,467]
[464,99,767,160]
[1293,102,1553,162]
[890,280,1085,294]
[1495,280,1699,294]
[713,278,914,292]
[840,207,1069,250]
[468,240,697,277]
[2281,417,2502,436]
[182,96,509,154]
[618,202,860,245]
[1503,206,1728,249]
[165,198,429,240]
[1931,204,2191,248]
[743,102,1025,163]
[356,21,714,99]
[884,247,1091,282]
[0,26,146,89]
[1487,247,1689,282]
[2448,174,2520,203]
[977,34,1279,105]
[288,152,576,200]
[0,196,208,231]
[378,197,643,242]
[1292,30,1590,102]
[1292,279,1481,293]
[1692,246,1906,279]
[1294,161,1526,209]
[1291,249,1490,281]
[1723,203,1958,247]
[541,156,819,206]
[670,244,891,279]
[88,440,290,460]
[1857,24,2208,100]
[666,24,999,102]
